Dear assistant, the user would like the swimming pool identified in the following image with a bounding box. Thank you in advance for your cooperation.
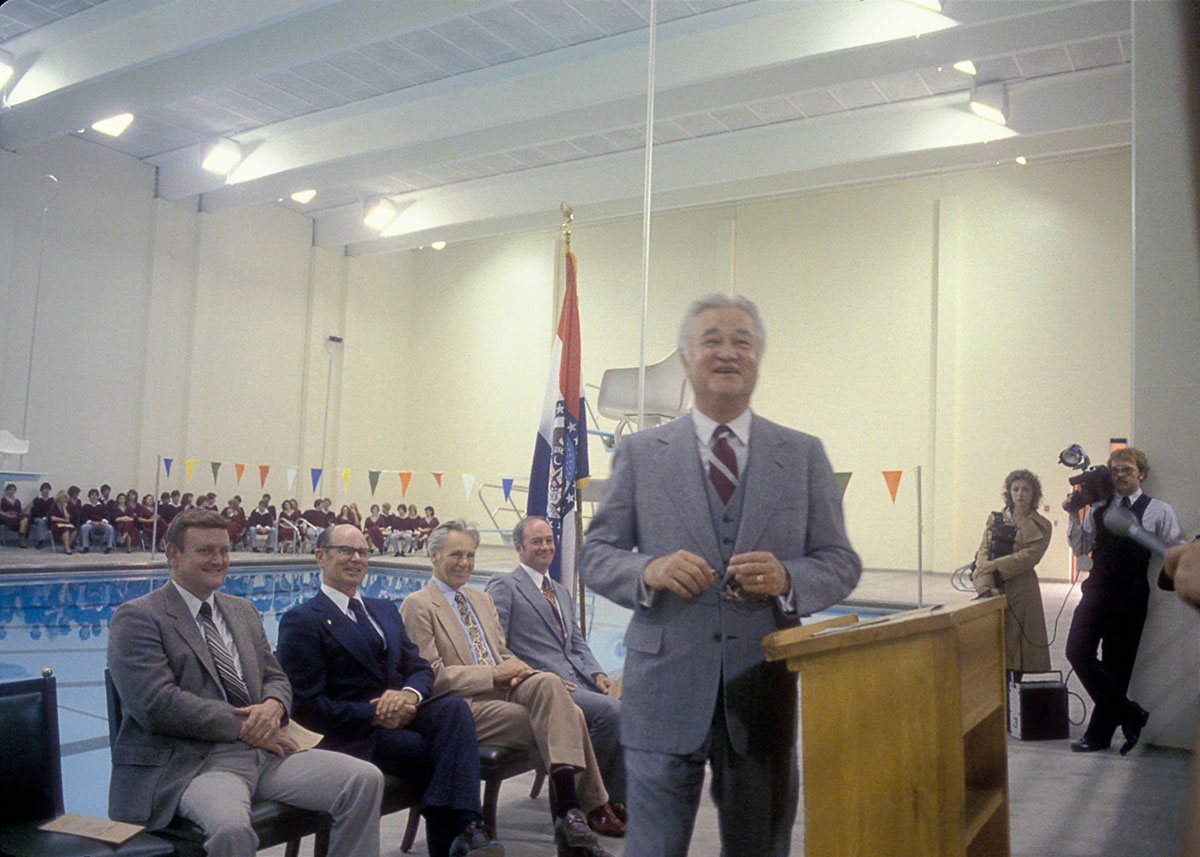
[0,564,891,819]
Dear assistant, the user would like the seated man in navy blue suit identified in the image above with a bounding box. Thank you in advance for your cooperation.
[277,524,503,857]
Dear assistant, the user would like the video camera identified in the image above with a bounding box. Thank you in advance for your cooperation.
[1058,444,1113,513]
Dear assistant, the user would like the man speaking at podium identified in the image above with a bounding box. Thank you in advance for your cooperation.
[580,293,861,857]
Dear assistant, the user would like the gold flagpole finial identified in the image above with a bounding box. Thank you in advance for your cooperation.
[560,201,574,249]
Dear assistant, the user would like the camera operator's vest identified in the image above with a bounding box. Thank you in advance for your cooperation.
[1088,493,1153,593]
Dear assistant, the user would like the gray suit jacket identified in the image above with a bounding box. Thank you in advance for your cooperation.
[106,581,292,829]
[485,567,604,688]
[579,412,861,756]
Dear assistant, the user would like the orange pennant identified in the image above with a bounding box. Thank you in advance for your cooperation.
[399,472,412,496]
[431,472,443,488]
[234,463,245,485]
[259,465,270,488]
[882,470,903,503]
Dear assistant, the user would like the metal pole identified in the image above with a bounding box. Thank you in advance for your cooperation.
[19,175,59,468]
[635,0,658,433]
[915,464,924,607]
[151,455,161,560]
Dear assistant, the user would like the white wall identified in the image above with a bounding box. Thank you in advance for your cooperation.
[1,135,1135,579]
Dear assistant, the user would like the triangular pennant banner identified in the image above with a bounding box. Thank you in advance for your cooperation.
[311,468,323,492]
[185,460,196,483]
[882,470,903,503]
[234,463,245,485]
[287,467,297,490]
[502,477,514,502]
[368,471,381,495]
[259,465,270,488]
[211,461,221,483]
[399,472,412,496]
[462,473,476,499]
[834,472,852,500]
[163,458,173,477]
[341,468,350,493]
[431,472,443,488]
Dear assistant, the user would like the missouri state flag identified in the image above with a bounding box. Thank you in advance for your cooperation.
[527,249,589,591]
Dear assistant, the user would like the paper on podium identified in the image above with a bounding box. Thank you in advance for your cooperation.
[283,719,324,750]
[39,813,143,845]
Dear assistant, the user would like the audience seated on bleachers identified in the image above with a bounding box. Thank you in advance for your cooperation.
[112,493,139,553]
[136,492,164,551]
[276,498,303,552]
[364,504,389,553]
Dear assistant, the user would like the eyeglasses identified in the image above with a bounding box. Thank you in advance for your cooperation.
[1110,466,1140,476]
[327,545,369,559]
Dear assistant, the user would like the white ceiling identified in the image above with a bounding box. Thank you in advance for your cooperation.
[0,0,1132,255]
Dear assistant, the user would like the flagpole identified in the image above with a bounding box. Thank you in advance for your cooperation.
[151,455,161,560]
[562,203,588,638]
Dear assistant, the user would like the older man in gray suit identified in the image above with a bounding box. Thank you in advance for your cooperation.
[485,516,625,836]
[580,293,862,857]
[107,509,383,857]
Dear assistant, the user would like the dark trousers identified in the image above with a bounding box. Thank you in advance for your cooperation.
[1065,582,1149,744]
[369,696,483,857]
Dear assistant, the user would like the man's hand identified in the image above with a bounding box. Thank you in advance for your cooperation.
[642,550,717,598]
[593,673,614,695]
[562,679,578,692]
[493,657,536,688]
[370,689,419,729]
[1164,542,1200,612]
[728,551,790,597]
[235,700,297,757]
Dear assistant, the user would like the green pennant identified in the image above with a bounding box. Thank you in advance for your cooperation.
[834,471,852,500]
[368,470,381,495]
[211,461,222,483]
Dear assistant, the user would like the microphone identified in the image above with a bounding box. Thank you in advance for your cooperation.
[1102,504,1177,591]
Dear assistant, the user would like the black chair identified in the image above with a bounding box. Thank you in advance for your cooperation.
[104,670,331,857]
[398,745,547,852]
[0,669,179,857]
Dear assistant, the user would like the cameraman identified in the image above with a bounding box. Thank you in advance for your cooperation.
[1064,446,1182,754]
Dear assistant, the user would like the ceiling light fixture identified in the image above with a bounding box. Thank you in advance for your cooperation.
[969,82,1008,126]
[201,138,243,175]
[290,189,316,204]
[363,197,398,230]
[0,50,14,91]
[91,112,134,137]
[430,241,446,250]
[1015,156,1028,165]
[952,60,977,76]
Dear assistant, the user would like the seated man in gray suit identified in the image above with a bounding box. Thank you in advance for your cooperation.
[580,293,862,857]
[107,509,384,857]
[485,516,625,836]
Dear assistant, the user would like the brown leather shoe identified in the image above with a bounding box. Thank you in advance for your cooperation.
[608,802,626,823]
[586,803,626,837]
[555,808,614,857]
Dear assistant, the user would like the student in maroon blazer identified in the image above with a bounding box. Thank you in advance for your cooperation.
[1,483,29,547]
[79,488,115,553]
[221,495,247,549]
[364,504,389,553]
[66,486,83,527]
[136,493,164,551]
[100,484,120,522]
[246,495,277,551]
[29,482,54,548]
[113,493,139,553]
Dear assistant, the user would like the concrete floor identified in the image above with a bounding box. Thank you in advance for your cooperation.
[1,544,1190,856]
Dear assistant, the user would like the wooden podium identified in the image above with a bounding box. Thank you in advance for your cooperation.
[763,598,1009,857]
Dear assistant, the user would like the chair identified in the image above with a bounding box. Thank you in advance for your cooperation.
[398,745,546,852]
[0,669,178,857]
[104,670,331,857]
[596,348,691,442]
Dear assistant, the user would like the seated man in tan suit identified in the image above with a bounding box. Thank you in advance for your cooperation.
[399,520,617,857]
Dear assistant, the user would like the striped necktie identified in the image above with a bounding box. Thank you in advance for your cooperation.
[709,424,739,504]
[198,601,252,708]
[454,591,496,666]
[541,576,566,642]
[348,598,385,660]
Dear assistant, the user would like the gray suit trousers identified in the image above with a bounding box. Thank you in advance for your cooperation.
[177,743,383,857]
[569,686,624,805]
